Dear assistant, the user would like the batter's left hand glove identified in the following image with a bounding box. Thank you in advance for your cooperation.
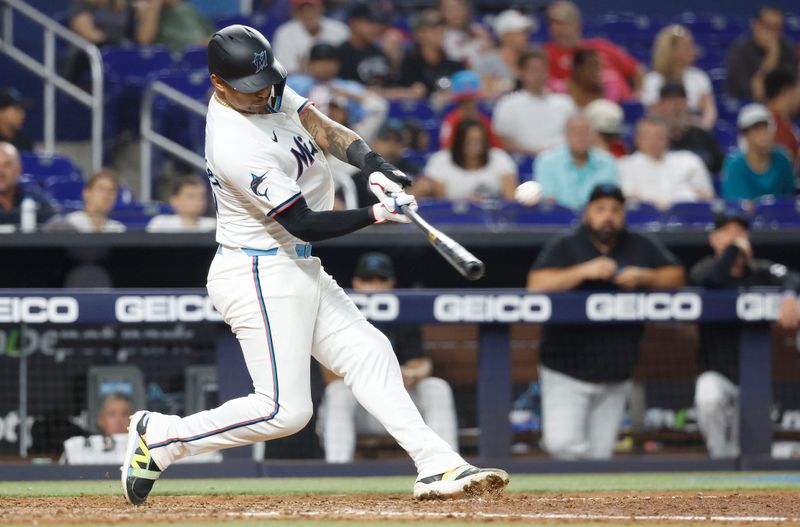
[363,152,413,188]
[369,173,418,224]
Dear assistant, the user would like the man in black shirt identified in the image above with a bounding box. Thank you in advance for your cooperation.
[319,252,459,463]
[527,184,684,459]
[395,11,465,99]
[335,1,393,88]
[0,88,33,152]
[690,210,800,458]
[651,83,724,173]
[0,142,56,226]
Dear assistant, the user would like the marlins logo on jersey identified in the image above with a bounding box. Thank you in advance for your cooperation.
[250,171,269,198]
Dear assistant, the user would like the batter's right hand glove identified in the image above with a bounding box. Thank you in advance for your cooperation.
[369,173,417,224]
[363,152,413,188]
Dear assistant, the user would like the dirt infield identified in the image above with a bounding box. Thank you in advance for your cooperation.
[1,491,800,525]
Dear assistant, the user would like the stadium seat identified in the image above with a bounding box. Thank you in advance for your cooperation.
[625,202,661,229]
[416,199,489,225]
[19,153,83,184]
[499,202,577,226]
[512,154,535,182]
[662,201,716,229]
[752,198,800,229]
[178,46,208,71]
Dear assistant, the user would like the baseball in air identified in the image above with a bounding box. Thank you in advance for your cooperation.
[514,181,543,206]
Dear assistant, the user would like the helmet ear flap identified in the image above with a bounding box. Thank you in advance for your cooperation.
[269,79,286,112]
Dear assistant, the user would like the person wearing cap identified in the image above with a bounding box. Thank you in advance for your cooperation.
[471,9,536,97]
[0,88,32,152]
[319,252,459,463]
[764,69,800,167]
[642,25,717,131]
[0,142,56,226]
[618,116,715,210]
[492,47,576,155]
[544,0,644,101]
[721,103,795,201]
[395,10,465,100]
[528,183,684,459]
[438,0,493,68]
[439,70,499,149]
[690,210,800,458]
[584,99,628,158]
[335,0,396,88]
[725,5,798,101]
[272,0,349,75]
[134,0,213,53]
[649,83,724,174]
[533,113,618,211]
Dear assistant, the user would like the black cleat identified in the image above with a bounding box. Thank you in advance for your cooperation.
[121,411,161,505]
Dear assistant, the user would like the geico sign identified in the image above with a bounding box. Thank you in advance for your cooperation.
[586,293,701,321]
[115,296,222,323]
[434,295,551,322]
[0,297,79,323]
[736,292,781,321]
[349,293,399,321]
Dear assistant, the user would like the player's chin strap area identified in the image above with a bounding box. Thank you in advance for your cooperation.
[266,81,286,113]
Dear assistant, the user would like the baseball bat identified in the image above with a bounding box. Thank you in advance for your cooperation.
[400,205,485,281]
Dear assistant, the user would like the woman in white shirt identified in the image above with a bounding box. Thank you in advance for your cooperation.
[642,25,717,130]
[424,117,517,200]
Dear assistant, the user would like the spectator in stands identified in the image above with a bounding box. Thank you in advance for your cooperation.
[765,70,800,167]
[52,169,125,233]
[424,117,517,201]
[690,210,800,458]
[527,184,684,460]
[62,393,133,465]
[272,0,349,75]
[438,0,493,67]
[725,5,799,101]
[544,0,644,100]
[472,9,536,97]
[146,176,215,232]
[335,0,397,89]
[492,47,576,155]
[0,142,55,227]
[584,99,627,158]
[135,0,214,53]
[618,117,714,210]
[649,83,724,174]
[643,25,717,130]
[439,70,499,149]
[534,114,618,211]
[566,48,606,107]
[395,10,465,100]
[288,43,388,143]
[722,103,795,200]
[69,0,135,46]
[320,252,459,463]
[0,88,33,152]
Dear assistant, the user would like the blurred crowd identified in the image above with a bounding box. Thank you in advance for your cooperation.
[1,0,799,231]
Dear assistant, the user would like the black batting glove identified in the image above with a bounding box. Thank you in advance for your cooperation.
[363,152,413,189]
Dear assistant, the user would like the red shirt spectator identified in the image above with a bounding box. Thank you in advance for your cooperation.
[772,109,800,165]
[544,1,643,100]
[765,70,800,167]
[439,70,500,148]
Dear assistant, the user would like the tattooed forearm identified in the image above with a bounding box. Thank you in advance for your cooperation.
[300,105,361,162]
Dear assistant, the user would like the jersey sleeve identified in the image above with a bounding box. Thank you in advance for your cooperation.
[280,85,316,118]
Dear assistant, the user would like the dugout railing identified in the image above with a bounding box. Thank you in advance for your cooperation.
[0,288,796,480]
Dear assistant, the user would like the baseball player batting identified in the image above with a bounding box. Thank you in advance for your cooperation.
[121,25,508,504]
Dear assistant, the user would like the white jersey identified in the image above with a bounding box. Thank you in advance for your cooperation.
[205,86,334,250]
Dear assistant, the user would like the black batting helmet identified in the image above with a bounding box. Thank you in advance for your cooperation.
[208,25,287,111]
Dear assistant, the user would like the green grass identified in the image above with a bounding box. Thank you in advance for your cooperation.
[1,472,799,498]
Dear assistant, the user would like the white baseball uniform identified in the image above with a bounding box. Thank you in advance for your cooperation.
[141,86,465,478]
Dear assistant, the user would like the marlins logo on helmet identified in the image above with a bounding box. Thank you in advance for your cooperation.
[252,50,268,73]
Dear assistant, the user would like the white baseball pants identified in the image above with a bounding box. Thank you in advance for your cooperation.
[539,365,631,459]
[144,247,465,478]
[321,377,459,463]
[695,370,740,458]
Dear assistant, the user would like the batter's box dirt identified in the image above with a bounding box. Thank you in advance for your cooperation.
[1,491,799,525]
